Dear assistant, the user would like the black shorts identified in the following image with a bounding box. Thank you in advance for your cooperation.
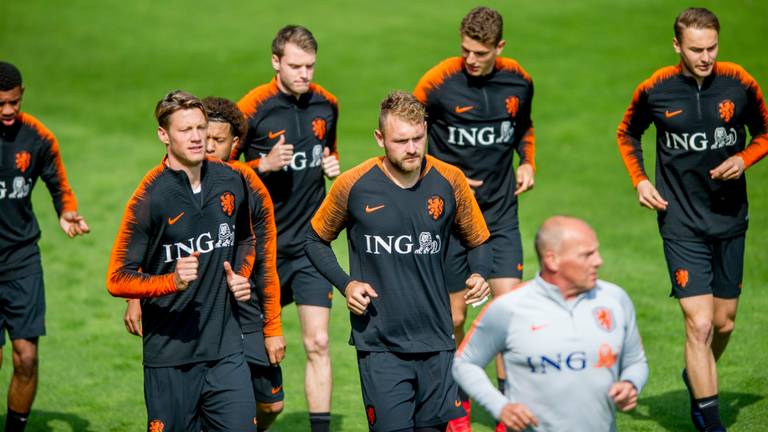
[243,331,284,404]
[144,352,256,431]
[663,235,745,299]
[356,350,464,431]
[0,272,46,346]
[445,224,523,293]
[278,254,333,308]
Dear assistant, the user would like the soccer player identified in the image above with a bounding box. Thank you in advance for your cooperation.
[617,8,768,432]
[0,61,89,432]
[107,90,258,431]
[306,91,491,431]
[413,8,536,428]
[453,216,648,431]
[231,24,340,432]
[122,96,285,431]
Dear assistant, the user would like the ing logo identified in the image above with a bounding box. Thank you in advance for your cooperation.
[675,268,689,289]
[719,99,735,123]
[15,151,31,173]
[427,195,444,220]
[312,117,327,141]
[220,192,235,216]
[505,96,520,117]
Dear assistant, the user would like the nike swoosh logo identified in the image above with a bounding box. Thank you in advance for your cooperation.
[365,204,385,213]
[168,212,184,225]
[698,400,717,408]
[271,386,282,395]
[665,109,683,118]
[455,105,474,113]
[268,130,285,139]
[530,323,549,332]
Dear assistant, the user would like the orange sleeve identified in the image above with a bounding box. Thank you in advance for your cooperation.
[429,156,490,248]
[311,158,379,242]
[106,166,178,298]
[413,58,463,104]
[233,80,280,162]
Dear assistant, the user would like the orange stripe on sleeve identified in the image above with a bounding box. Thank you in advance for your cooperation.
[311,158,379,242]
[233,79,281,161]
[495,57,532,83]
[519,127,536,171]
[427,156,490,248]
[413,57,464,103]
[106,165,177,298]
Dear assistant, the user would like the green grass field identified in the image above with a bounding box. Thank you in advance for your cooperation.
[2,0,767,430]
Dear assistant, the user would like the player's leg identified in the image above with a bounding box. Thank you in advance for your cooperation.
[711,298,737,361]
[4,273,46,432]
[244,331,284,431]
[144,363,205,432]
[294,255,334,432]
[357,351,417,431]
[201,352,257,431]
[414,351,465,431]
[710,235,744,361]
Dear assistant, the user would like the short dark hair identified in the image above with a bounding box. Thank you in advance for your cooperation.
[0,61,23,91]
[460,7,503,46]
[202,96,248,142]
[154,90,206,129]
[378,91,426,132]
[674,7,720,42]
[272,25,318,57]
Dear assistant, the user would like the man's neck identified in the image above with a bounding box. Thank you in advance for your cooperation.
[381,158,420,189]
[680,62,707,88]
[540,272,578,300]
[166,156,202,189]
[276,77,302,100]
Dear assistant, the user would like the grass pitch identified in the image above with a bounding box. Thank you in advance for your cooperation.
[1,0,766,430]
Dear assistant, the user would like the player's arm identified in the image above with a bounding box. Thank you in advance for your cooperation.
[712,71,768,179]
[38,131,89,237]
[106,184,179,298]
[612,289,648,411]
[322,101,341,179]
[123,299,142,336]
[225,174,257,302]
[515,82,536,196]
[617,85,668,210]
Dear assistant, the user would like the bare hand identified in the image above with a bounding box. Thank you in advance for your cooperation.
[466,177,484,195]
[464,273,490,305]
[59,211,90,238]
[322,147,341,178]
[224,261,250,302]
[265,335,286,365]
[636,179,668,211]
[173,252,200,291]
[259,135,294,173]
[123,299,142,337]
[710,155,745,180]
[514,163,535,196]
[609,381,638,411]
[499,402,539,431]
[345,280,378,315]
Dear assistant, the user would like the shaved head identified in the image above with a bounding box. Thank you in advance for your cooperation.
[534,216,594,262]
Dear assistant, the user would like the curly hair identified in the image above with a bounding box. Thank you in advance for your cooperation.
[460,6,503,46]
[0,61,23,91]
[272,25,318,57]
[674,7,719,42]
[378,91,426,131]
[202,96,248,142]
[154,90,206,129]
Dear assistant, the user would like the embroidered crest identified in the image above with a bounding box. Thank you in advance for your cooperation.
[15,151,31,173]
[427,195,444,220]
[220,192,235,216]
[312,117,327,141]
[718,99,735,122]
[505,96,520,117]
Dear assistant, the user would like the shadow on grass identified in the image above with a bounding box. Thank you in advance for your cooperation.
[270,412,346,431]
[0,410,92,432]
[628,389,763,431]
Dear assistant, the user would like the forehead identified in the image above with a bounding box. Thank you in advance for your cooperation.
[382,115,425,138]
[678,27,718,47]
[167,108,206,128]
[207,121,232,137]
[0,86,23,102]
[460,34,495,52]
[280,42,316,64]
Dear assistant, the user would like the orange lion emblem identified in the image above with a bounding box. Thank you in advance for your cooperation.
[427,195,444,220]
[675,268,689,289]
[505,96,519,117]
[148,419,165,432]
[718,99,735,122]
[220,192,235,217]
[312,117,327,141]
[595,343,617,368]
[593,307,614,332]
[15,151,31,173]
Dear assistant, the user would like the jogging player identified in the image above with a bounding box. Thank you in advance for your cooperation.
[617,8,768,432]
[107,90,257,431]
[306,91,491,431]
[413,8,536,427]
[453,216,648,431]
[0,61,90,432]
[231,25,340,432]
[122,96,285,431]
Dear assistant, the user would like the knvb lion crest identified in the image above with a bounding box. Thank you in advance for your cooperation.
[505,96,520,117]
[593,307,614,332]
[312,117,327,141]
[718,99,735,122]
[220,192,235,217]
[366,405,376,426]
[148,419,165,432]
[595,343,617,369]
[675,268,689,289]
[15,151,31,173]
[427,195,444,220]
